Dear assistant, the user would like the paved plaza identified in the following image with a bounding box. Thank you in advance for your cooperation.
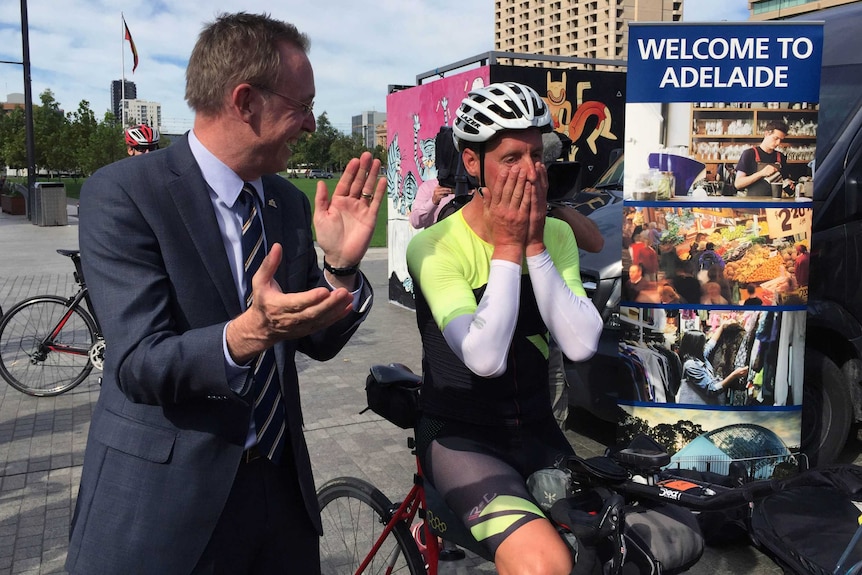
[2,201,858,573]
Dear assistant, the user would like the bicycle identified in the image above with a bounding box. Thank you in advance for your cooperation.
[316,364,756,575]
[0,249,104,396]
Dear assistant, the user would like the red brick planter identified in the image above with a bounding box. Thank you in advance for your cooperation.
[1,194,26,215]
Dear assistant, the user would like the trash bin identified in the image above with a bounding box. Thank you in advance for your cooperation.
[32,182,68,226]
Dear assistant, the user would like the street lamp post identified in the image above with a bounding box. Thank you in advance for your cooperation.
[21,0,36,198]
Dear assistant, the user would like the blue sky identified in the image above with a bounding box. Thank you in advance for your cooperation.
[0,0,749,134]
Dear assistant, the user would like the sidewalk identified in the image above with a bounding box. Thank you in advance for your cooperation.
[0,204,787,574]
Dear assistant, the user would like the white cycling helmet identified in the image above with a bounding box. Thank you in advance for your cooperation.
[452,82,552,150]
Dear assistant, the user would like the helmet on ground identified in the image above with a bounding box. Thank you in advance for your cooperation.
[125,124,160,149]
[452,82,552,150]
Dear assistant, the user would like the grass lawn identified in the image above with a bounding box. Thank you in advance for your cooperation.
[288,175,387,248]
[9,174,387,248]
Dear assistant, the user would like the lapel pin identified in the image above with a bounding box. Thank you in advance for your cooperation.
[268,199,277,209]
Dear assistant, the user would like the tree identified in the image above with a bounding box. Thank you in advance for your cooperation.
[33,90,71,175]
[330,132,365,171]
[372,144,387,167]
[0,107,27,170]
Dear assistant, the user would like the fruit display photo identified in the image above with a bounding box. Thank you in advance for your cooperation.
[621,205,810,307]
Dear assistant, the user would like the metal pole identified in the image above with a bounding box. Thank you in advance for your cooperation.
[20,0,36,199]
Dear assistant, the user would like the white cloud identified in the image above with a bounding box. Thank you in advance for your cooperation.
[0,1,493,133]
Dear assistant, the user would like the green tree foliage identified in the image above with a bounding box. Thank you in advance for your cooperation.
[0,107,27,169]
[2,91,378,178]
[33,90,72,175]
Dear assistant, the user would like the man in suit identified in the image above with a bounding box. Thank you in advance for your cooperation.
[66,12,385,575]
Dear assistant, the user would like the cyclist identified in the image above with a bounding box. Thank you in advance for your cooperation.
[125,123,160,155]
[406,82,603,574]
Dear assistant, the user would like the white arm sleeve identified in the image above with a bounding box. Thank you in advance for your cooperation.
[442,260,521,378]
[527,250,602,362]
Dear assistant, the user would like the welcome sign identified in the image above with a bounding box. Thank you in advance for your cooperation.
[627,23,823,103]
[618,22,822,480]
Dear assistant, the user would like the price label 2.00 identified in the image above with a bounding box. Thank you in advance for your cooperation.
[766,206,812,239]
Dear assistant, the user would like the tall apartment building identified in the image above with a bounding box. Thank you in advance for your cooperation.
[494,0,682,65]
[123,99,162,131]
[111,80,136,122]
[352,111,387,149]
[749,0,859,20]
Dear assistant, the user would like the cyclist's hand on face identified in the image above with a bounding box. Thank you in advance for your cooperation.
[486,164,530,263]
[526,161,549,257]
[225,243,354,364]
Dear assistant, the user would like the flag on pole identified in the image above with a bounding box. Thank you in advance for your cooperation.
[124,17,139,73]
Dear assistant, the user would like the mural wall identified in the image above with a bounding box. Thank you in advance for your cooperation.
[385,64,626,308]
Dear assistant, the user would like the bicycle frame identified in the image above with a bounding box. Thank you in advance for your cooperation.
[36,289,93,359]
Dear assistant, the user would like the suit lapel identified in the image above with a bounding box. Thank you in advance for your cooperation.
[166,139,242,318]
[261,187,286,285]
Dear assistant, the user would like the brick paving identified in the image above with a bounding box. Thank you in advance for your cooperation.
[3,202,853,573]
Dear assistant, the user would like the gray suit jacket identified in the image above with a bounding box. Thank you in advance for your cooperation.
[66,136,371,575]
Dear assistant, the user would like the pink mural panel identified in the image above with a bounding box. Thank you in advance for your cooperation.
[385,66,490,218]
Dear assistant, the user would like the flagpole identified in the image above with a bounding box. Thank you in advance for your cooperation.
[121,12,126,125]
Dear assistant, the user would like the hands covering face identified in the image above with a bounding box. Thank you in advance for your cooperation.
[483,161,549,258]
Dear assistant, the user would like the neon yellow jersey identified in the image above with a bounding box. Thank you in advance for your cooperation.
[406,210,586,425]
[407,211,586,332]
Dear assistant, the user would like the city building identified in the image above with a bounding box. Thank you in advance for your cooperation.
[374,121,388,149]
[2,92,26,112]
[749,0,859,20]
[352,111,387,149]
[111,80,136,122]
[122,99,162,131]
[494,0,682,66]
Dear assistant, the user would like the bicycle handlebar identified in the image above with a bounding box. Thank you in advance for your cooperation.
[611,475,777,511]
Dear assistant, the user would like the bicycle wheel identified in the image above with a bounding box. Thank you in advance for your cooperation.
[0,295,96,396]
[318,476,426,575]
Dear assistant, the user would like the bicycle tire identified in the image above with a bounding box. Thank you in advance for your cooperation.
[0,295,97,396]
[318,476,426,575]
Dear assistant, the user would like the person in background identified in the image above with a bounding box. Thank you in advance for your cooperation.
[658,238,683,281]
[409,177,456,229]
[540,132,604,428]
[125,123,160,155]
[631,229,659,281]
[625,263,659,303]
[794,244,810,287]
[671,259,700,305]
[676,323,749,405]
[701,281,729,305]
[688,232,707,264]
[734,120,792,197]
[659,283,683,304]
[742,283,763,306]
[67,13,384,575]
[407,81,602,574]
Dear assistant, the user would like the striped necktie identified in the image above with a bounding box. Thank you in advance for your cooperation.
[239,183,285,462]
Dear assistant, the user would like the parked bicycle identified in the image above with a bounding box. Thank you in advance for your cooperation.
[0,249,104,396]
[316,363,777,575]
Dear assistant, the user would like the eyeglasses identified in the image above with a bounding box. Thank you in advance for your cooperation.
[252,84,315,116]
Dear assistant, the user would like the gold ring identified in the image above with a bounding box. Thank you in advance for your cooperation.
[361,193,373,199]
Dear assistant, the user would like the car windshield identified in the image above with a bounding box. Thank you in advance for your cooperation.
[593,154,624,189]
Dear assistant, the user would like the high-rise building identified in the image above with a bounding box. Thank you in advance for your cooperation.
[111,80,137,123]
[123,99,162,131]
[494,0,682,65]
[352,111,387,149]
[749,0,859,20]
